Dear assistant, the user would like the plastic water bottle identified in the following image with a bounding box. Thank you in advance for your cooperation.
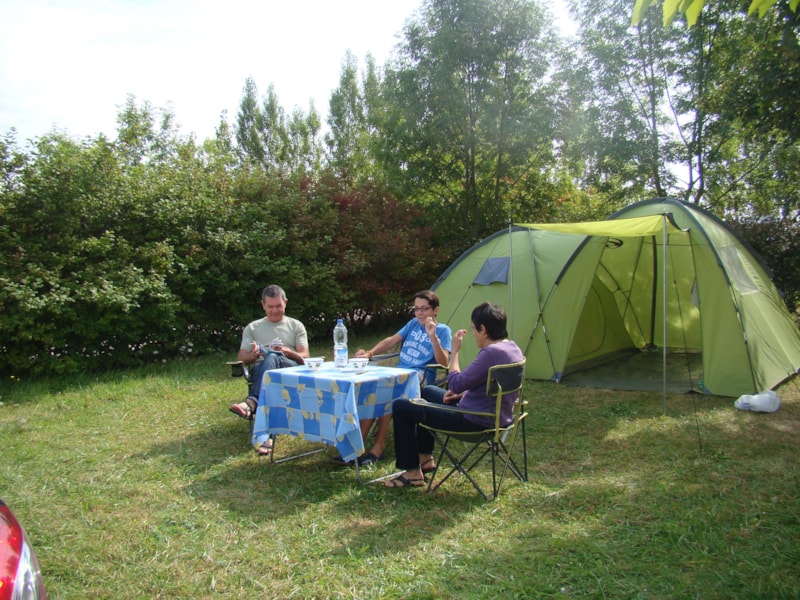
[333,319,348,368]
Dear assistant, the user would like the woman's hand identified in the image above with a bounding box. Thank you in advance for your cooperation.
[452,329,467,351]
[443,390,464,404]
[448,329,467,373]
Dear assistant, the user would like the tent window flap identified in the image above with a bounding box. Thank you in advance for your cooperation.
[474,257,510,285]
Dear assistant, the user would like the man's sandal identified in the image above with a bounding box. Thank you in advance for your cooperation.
[420,458,437,474]
[229,398,257,420]
[384,474,425,488]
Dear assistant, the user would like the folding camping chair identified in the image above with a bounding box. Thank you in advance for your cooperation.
[227,358,318,462]
[227,359,254,390]
[410,358,528,500]
[368,351,448,388]
[226,359,258,436]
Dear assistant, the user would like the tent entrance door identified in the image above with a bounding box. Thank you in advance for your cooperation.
[562,349,704,394]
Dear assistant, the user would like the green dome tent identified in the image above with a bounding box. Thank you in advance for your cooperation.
[432,198,800,397]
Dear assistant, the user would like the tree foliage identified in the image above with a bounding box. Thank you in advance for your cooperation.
[234,77,323,176]
[378,0,566,244]
[0,102,437,376]
[564,0,683,204]
[325,51,383,187]
[632,0,799,28]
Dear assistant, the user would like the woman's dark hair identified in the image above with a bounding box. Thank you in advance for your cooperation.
[471,302,508,340]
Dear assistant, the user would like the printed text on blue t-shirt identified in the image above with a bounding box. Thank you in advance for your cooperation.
[400,326,434,367]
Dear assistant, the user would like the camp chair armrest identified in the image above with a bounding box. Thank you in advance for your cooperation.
[368,351,400,366]
[423,363,449,387]
[424,362,447,370]
[226,360,252,381]
[423,363,448,375]
[409,398,494,420]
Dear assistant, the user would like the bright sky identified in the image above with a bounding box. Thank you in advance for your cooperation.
[0,0,575,144]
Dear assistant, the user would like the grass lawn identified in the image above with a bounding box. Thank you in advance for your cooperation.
[1,334,799,599]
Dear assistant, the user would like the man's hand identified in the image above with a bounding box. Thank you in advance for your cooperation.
[424,317,437,337]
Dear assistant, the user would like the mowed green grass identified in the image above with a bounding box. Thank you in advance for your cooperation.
[1,338,798,599]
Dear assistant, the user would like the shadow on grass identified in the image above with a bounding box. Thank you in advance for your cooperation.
[138,406,490,552]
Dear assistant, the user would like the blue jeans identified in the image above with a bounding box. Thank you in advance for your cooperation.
[391,385,483,471]
[248,353,298,401]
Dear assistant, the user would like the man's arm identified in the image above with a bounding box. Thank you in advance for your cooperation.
[430,335,450,367]
[356,333,402,359]
[237,342,262,364]
[281,345,309,363]
[426,318,450,366]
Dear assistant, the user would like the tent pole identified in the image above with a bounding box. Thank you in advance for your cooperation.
[662,215,668,414]
[508,222,513,340]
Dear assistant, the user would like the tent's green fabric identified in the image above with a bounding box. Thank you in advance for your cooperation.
[432,198,800,397]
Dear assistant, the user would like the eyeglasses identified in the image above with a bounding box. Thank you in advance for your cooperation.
[411,306,433,313]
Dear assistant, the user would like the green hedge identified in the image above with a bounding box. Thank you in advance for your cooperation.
[0,134,444,376]
[3,131,795,377]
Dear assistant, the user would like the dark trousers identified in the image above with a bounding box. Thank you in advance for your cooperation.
[392,386,483,470]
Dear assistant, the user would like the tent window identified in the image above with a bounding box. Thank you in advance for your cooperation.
[718,246,759,295]
[473,257,510,285]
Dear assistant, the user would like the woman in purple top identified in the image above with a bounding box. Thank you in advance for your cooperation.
[384,302,524,488]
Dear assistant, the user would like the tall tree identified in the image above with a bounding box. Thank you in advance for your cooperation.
[260,84,290,171]
[325,51,382,186]
[285,103,323,176]
[566,0,686,203]
[116,94,177,167]
[234,77,323,177]
[697,2,800,216]
[378,0,562,241]
[600,0,800,216]
[234,76,266,165]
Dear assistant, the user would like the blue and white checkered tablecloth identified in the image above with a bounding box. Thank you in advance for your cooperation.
[252,363,421,462]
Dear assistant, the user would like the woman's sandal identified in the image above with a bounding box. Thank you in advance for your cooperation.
[384,474,425,488]
[420,458,437,474]
[256,439,273,456]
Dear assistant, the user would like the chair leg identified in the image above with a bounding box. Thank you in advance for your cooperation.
[425,436,456,492]
[423,434,445,492]
[492,443,516,499]
[521,420,528,481]
[496,441,524,480]
[428,434,493,501]
[462,443,493,501]
[426,436,463,491]
[490,445,498,500]
[427,428,528,501]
